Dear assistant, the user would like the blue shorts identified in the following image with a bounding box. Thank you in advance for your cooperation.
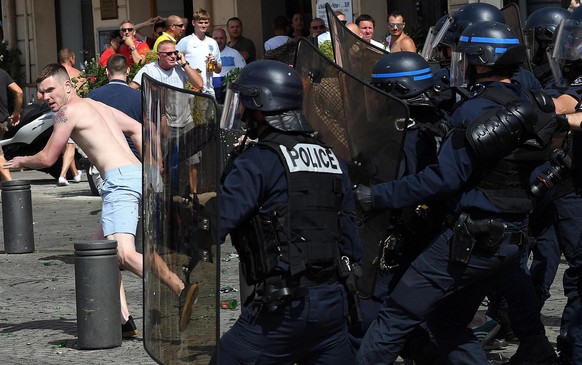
[100,165,142,237]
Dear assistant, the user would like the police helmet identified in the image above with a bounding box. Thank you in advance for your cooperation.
[423,3,504,63]
[524,7,570,64]
[548,7,582,84]
[458,21,524,68]
[450,3,505,44]
[230,60,303,112]
[371,52,434,99]
[222,60,313,133]
[524,7,570,43]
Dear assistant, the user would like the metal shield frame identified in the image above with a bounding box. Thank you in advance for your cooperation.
[294,39,409,298]
[142,74,221,364]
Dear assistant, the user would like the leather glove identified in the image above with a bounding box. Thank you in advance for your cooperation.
[353,184,372,212]
[555,114,570,133]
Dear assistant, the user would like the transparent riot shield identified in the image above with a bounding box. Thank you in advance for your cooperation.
[325,3,388,81]
[501,3,532,71]
[294,39,409,298]
[142,74,220,364]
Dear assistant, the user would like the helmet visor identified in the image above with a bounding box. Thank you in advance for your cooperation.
[421,26,438,60]
[431,15,454,49]
[449,50,468,87]
[219,87,243,130]
[524,29,537,63]
[552,19,582,62]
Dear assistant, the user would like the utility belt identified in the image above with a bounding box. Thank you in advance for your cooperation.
[251,261,342,313]
[446,212,532,264]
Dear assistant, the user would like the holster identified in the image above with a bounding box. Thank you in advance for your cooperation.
[230,213,281,286]
[451,212,476,264]
[450,212,507,264]
[338,256,362,328]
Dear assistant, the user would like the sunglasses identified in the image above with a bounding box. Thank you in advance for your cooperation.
[311,25,326,30]
[158,51,180,57]
[172,23,185,27]
[340,20,347,25]
[120,27,134,32]
[389,23,404,29]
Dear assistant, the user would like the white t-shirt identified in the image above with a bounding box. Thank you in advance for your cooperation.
[176,34,222,96]
[370,38,389,52]
[133,62,192,128]
[133,61,187,89]
[214,46,246,78]
[264,35,291,52]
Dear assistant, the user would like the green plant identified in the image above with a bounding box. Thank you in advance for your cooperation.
[225,67,242,84]
[319,40,334,61]
[75,53,147,97]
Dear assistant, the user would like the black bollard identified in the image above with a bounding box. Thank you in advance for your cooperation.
[1,180,34,253]
[74,240,121,349]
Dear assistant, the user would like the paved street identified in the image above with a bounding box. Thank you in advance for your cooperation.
[0,169,568,364]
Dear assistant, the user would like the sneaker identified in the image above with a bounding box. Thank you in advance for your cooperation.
[57,176,69,186]
[121,315,138,338]
[472,315,501,347]
[73,170,82,183]
[178,282,199,332]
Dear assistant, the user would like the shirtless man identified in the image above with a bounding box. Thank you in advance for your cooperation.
[4,64,198,333]
[386,12,416,53]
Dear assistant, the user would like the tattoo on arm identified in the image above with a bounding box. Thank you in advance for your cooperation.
[55,106,68,124]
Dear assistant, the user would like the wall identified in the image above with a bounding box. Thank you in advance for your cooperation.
[29,1,57,89]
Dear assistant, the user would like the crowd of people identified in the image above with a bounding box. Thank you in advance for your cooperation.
[1,3,582,365]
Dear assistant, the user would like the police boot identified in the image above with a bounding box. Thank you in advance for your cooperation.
[503,334,557,365]
[556,334,572,365]
[400,329,450,365]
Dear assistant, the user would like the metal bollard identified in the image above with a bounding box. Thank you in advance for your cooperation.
[1,180,34,253]
[74,240,121,349]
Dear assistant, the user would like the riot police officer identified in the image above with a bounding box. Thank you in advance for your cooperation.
[423,3,508,115]
[346,51,449,364]
[522,3,572,314]
[523,6,570,88]
[214,60,362,364]
[540,7,582,362]
[355,21,559,365]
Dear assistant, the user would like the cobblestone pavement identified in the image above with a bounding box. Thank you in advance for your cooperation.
[0,170,567,364]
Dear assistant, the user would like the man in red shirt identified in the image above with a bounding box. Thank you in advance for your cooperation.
[118,20,150,65]
[98,30,122,67]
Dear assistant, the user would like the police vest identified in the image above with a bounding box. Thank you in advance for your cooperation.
[232,132,344,286]
[465,86,557,214]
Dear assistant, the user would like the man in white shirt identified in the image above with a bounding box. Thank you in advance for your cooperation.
[176,8,222,97]
[130,40,204,194]
[264,15,291,52]
[212,27,246,103]
[355,14,389,51]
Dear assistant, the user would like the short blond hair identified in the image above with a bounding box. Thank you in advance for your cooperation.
[193,8,209,22]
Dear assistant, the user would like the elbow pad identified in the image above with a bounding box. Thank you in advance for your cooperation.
[465,100,537,162]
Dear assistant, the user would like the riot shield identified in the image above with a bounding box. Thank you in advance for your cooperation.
[502,2,532,71]
[294,39,409,298]
[325,3,388,81]
[142,74,220,364]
